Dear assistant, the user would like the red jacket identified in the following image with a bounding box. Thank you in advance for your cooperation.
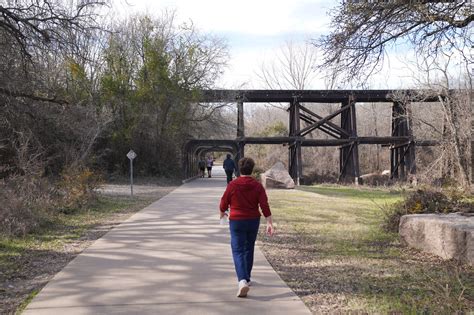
[220,176,271,220]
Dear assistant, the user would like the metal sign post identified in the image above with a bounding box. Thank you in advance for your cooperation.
[127,150,137,197]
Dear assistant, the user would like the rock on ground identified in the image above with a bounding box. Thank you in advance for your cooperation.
[399,213,474,265]
[261,162,295,189]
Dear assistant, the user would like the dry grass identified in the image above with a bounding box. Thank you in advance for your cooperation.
[258,185,473,314]
[0,185,175,314]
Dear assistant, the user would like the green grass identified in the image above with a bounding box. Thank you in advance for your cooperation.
[298,184,403,201]
[15,289,39,314]
[260,185,473,313]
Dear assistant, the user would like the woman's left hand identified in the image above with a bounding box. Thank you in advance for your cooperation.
[265,215,275,236]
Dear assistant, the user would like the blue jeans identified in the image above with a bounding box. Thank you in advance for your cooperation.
[229,218,260,282]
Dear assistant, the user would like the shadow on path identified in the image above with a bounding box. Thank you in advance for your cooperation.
[25,169,310,315]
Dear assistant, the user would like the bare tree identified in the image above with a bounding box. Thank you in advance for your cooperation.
[316,0,473,82]
[0,0,108,102]
[258,41,318,90]
[391,53,471,188]
[0,0,107,56]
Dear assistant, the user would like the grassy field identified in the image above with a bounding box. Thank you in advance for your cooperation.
[259,185,473,314]
[0,193,165,314]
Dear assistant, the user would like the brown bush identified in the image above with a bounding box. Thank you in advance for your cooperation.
[0,165,102,236]
[0,175,54,236]
[57,166,102,213]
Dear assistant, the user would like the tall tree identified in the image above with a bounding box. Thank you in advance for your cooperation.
[316,0,473,82]
[0,0,106,102]
[98,13,229,175]
[258,41,318,90]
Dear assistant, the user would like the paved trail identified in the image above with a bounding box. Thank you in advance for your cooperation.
[25,169,310,314]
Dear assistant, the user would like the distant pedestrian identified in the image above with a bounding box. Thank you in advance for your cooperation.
[206,156,214,178]
[223,154,236,184]
[198,159,206,178]
[219,157,274,298]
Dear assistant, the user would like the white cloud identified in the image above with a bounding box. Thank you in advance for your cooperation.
[119,0,331,36]
[112,1,461,89]
[112,0,333,88]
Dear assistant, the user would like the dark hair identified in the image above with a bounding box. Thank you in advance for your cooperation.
[226,153,231,159]
[238,157,255,175]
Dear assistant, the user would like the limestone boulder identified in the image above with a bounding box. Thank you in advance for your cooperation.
[399,213,474,265]
[261,162,295,189]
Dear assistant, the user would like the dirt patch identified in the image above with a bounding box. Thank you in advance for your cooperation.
[0,184,175,314]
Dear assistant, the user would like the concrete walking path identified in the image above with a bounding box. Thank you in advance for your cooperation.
[25,169,311,314]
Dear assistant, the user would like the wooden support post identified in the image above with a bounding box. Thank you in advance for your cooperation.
[390,102,415,181]
[235,142,245,176]
[288,101,296,180]
[236,100,245,175]
[350,98,360,184]
[190,153,194,178]
[237,100,244,138]
[339,98,360,183]
[296,103,302,186]
[288,101,302,185]
[406,103,416,176]
[183,152,189,179]
[391,103,401,179]
[193,154,197,177]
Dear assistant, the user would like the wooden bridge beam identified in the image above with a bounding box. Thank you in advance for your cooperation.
[339,97,360,184]
[236,100,245,175]
[390,102,416,180]
[288,101,302,185]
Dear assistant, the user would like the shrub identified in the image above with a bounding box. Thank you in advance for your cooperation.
[0,165,103,236]
[359,173,390,186]
[300,171,338,185]
[382,187,474,232]
[57,166,102,213]
[0,175,54,236]
[252,166,264,182]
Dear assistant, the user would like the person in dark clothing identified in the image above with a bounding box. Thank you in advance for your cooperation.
[222,154,236,184]
[198,159,206,178]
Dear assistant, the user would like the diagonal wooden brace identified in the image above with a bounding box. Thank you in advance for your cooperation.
[299,105,350,137]
[299,113,341,139]
[299,102,352,137]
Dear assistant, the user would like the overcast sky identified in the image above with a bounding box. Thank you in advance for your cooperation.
[112,0,435,89]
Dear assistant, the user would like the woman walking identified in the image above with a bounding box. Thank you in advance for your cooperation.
[219,157,274,297]
[206,156,214,178]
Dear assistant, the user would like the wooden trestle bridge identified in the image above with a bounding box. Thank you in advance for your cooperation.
[183,90,440,184]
